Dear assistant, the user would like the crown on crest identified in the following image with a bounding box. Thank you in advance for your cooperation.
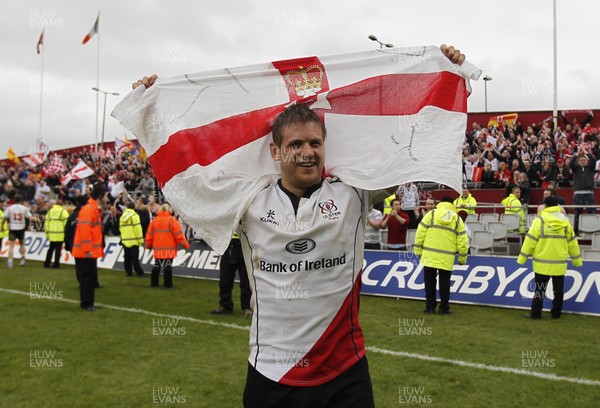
[285,65,324,97]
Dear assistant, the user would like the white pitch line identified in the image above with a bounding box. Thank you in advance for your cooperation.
[3,287,599,386]
[0,288,249,331]
[368,346,600,386]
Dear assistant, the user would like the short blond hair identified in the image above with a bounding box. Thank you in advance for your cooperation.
[160,203,172,213]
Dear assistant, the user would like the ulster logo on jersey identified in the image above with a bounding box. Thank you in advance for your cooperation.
[285,238,316,255]
[318,199,342,221]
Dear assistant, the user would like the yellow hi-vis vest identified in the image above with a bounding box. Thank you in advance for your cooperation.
[119,208,144,248]
[501,193,526,233]
[383,194,395,215]
[453,194,477,215]
[517,206,582,276]
[414,201,469,271]
[44,205,69,242]
[0,209,8,239]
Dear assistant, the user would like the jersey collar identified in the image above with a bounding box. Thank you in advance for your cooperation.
[277,179,323,215]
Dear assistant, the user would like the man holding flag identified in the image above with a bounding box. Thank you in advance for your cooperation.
[129,45,469,407]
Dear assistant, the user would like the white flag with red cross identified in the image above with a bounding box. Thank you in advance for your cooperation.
[60,160,95,185]
[113,45,481,254]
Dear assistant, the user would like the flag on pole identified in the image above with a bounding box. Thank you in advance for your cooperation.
[60,160,95,185]
[113,45,481,253]
[46,154,65,174]
[36,29,44,54]
[82,13,99,45]
[37,138,51,159]
[6,147,20,164]
[22,153,45,168]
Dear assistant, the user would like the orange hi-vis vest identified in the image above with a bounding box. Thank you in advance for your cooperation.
[72,198,104,259]
[145,211,189,259]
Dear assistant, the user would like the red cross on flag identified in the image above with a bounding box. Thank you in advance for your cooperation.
[113,45,481,254]
[60,160,95,185]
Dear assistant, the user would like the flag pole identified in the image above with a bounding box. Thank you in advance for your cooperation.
[95,11,101,151]
[38,29,45,143]
[552,0,558,130]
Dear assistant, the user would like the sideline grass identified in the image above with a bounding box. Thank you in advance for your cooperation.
[1,261,599,407]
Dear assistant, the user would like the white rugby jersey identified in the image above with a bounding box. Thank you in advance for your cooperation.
[240,178,369,386]
[5,204,31,231]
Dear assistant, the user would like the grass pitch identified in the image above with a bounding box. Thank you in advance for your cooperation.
[1,261,599,407]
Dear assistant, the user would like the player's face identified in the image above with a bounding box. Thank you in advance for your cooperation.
[271,122,324,196]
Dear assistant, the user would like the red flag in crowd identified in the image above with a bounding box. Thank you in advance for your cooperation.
[22,153,45,168]
[46,154,65,174]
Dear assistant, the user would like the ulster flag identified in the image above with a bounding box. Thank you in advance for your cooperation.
[113,45,481,254]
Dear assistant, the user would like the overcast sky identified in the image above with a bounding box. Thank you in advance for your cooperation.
[1,0,598,158]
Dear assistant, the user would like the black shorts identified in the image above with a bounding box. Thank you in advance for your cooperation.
[8,230,25,242]
[243,356,375,408]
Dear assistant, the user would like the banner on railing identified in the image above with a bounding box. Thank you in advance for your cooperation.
[362,250,600,316]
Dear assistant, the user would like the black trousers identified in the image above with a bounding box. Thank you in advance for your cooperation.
[364,242,381,250]
[406,209,419,229]
[151,259,173,288]
[424,267,452,312]
[44,241,63,267]
[531,273,565,318]
[75,257,98,308]
[123,245,144,276]
[219,239,251,310]
[243,356,375,408]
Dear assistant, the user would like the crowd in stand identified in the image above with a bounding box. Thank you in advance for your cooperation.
[0,149,163,237]
[462,111,598,192]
